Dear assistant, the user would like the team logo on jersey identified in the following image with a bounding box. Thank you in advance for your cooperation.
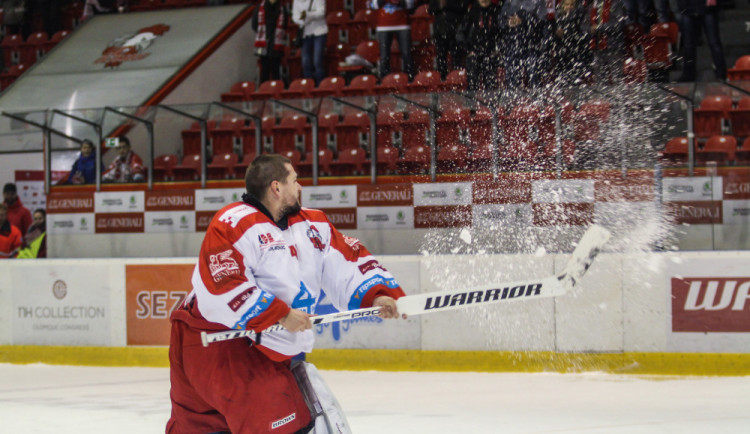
[208,249,240,282]
[259,233,276,244]
[359,259,385,275]
[307,226,325,251]
[228,286,257,312]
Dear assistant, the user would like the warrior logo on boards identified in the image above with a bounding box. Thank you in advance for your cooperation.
[95,24,171,68]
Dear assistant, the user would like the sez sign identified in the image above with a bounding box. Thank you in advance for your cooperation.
[672,277,750,332]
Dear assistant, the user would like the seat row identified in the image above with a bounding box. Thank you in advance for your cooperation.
[693,95,750,140]
[1,30,70,69]
[661,135,750,166]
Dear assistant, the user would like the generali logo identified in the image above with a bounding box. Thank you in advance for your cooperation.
[47,192,94,213]
[145,190,195,211]
[357,184,412,206]
[672,277,750,332]
[95,213,144,233]
[95,24,170,68]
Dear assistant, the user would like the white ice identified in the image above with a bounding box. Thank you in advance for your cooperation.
[1,363,749,433]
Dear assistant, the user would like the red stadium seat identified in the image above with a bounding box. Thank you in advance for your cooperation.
[408,70,441,93]
[467,107,495,150]
[281,78,316,99]
[1,34,23,66]
[467,142,496,173]
[375,72,409,95]
[440,69,467,92]
[728,55,750,82]
[397,145,430,174]
[0,63,26,90]
[623,57,647,84]
[539,139,576,169]
[348,9,376,47]
[153,154,179,182]
[375,145,399,174]
[326,43,351,78]
[376,110,404,149]
[643,22,678,70]
[311,76,346,97]
[437,144,469,173]
[21,32,47,65]
[694,95,732,138]
[234,150,258,179]
[43,30,71,52]
[436,107,469,149]
[660,137,689,166]
[207,152,239,179]
[412,42,436,73]
[330,147,368,176]
[501,140,539,171]
[247,80,285,101]
[240,116,275,156]
[696,135,736,165]
[573,100,611,142]
[298,148,334,177]
[503,103,541,143]
[401,109,430,150]
[221,81,256,102]
[181,120,215,157]
[210,118,242,155]
[338,40,379,76]
[342,74,377,96]
[172,154,203,180]
[272,113,309,154]
[736,137,750,164]
[326,10,351,47]
[410,4,434,43]
[729,97,750,139]
[336,112,370,151]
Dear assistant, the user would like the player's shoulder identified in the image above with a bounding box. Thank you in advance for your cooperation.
[210,202,273,233]
[292,207,331,225]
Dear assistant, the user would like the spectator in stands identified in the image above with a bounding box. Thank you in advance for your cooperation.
[675,0,726,82]
[553,0,591,84]
[68,139,101,185]
[370,0,416,80]
[624,0,654,32]
[102,137,146,183]
[2,183,32,236]
[0,203,22,259]
[458,0,501,91]
[17,208,46,259]
[586,0,627,84]
[252,0,289,83]
[498,0,550,88]
[293,0,328,85]
[429,0,471,80]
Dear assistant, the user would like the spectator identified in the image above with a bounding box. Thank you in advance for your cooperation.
[292,0,328,85]
[68,139,102,185]
[429,0,471,80]
[675,0,726,82]
[0,203,22,259]
[498,0,550,88]
[624,0,653,32]
[252,0,289,83]
[102,137,145,183]
[2,182,32,236]
[554,0,591,84]
[586,0,627,84]
[458,0,501,91]
[370,0,416,80]
[17,208,46,259]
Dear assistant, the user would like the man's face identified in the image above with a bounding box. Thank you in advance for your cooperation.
[81,142,94,157]
[33,212,45,226]
[0,208,6,225]
[116,143,130,159]
[3,191,15,204]
[479,0,491,7]
[278,163,302,218]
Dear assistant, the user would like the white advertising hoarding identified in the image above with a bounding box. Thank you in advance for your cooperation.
[94,191,145,213]
[195,188,244,211]
[532,179,595,203]
[47,213,96,235]
[301,185,357,208]
[662,176,723,202]
[412,182,473,206]
[144,211,196,233]
[356,206,414,229]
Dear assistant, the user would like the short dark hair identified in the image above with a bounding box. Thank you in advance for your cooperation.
[245,154,292,201]
[118,136,130,147]
[34,208,46,217]
[3,183,16,194]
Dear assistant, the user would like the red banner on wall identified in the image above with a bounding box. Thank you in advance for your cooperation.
[323,208,357,229]
[357,183,413,206]
[145,189,195,211]
[95,212,145,233]
[672,277,750,332]
[666,201,723,224]
[126,264,194,345]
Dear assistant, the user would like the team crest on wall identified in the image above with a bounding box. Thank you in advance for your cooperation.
[95,24,171,68]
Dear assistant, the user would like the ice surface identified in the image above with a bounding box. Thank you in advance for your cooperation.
[1,364,749,433]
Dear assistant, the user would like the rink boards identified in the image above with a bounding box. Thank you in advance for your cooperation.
[1,252,749,374]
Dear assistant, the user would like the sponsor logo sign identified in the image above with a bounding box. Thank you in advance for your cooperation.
[357,184,413,206]
[323,208,356,229]
[473,179,532,204]
[414,205,472,228]
[95,212,145,233]
[145,190,195,211]
[722,200,750,224]
[356,206,414,229]
[594,179,654,202]
[47,192,95,214]
[302,185,356,208]
[47,213,95,234]
[532,179,595,203]
[195,188,244,211]
[144,211,195,233]
[126,264,193,345]
[666,201,722,225]
[12,264,111,345]
[723,175,750,200]
[472,204,533,228]
[532,203,594,226]
[95,191,145,213]
[672,277,750,332]
[413,182,472,206]
[196,210,217,231]
[662,176,722,202]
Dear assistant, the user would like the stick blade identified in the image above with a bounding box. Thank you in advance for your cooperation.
[558,224,611,291]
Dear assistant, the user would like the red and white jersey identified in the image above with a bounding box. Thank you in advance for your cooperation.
[186,200,405,361]
[370,0,414,31]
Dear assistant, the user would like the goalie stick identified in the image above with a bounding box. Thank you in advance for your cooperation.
[201,224,611,347]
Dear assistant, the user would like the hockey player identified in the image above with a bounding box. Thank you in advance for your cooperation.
[167,154,406,433]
